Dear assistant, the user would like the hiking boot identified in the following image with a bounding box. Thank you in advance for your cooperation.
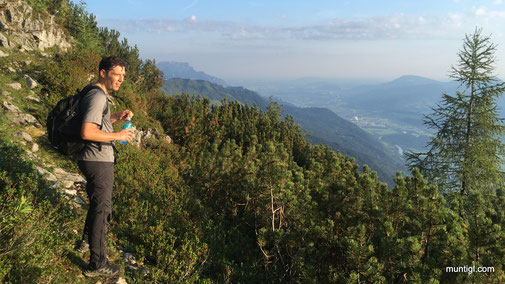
[75,239,89,253]
[83,261,120,277]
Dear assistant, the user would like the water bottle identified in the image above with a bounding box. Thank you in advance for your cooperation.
[120,117,132,145]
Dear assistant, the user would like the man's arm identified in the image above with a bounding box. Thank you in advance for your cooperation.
[81,122,133,142]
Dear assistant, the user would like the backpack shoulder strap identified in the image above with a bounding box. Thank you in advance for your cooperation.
[77,85,104,106]
[75,85,103,112]
[79,85,102,96]
[78,85,108,121]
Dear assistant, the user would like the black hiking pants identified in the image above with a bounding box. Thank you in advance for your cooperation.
[77,161,114,269]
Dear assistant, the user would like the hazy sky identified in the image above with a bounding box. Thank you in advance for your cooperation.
[80,0,505,81]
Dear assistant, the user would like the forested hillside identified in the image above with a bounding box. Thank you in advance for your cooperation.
[1,1,504,283]
[163,78,267,107]
[163,78,406,185]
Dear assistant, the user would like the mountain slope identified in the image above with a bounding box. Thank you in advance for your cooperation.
[162,78,265,107]
[163,78,406,183]
[282,106,405,180]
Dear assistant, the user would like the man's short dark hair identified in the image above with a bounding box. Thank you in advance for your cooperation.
[99,56,125,73]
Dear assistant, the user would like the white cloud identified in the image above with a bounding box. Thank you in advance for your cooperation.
[98,10,505,43]
[473,6,505,18]
[102,15,446,40]
[447,13,464,28]
[474,6,488,16]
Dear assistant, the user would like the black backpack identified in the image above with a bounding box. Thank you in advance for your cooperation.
[47,85,103,155]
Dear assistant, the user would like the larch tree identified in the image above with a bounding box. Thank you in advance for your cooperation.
[407,28,505,194]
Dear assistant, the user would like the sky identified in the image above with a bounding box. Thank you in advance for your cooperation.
[79,0,505,82]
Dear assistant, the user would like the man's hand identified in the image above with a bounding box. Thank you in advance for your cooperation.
[118,109,134,120]
[111,110,134,123]
[118,128,134,143]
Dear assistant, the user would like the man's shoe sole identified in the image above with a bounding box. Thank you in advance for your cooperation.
[83,269,119,277]
[76,246,89,253]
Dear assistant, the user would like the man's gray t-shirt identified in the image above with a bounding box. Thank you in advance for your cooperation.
[78,85,115,162]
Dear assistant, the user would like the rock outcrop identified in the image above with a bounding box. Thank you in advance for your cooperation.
[132,126,172,147]
[0,0,72,51]
[3,99,40,126]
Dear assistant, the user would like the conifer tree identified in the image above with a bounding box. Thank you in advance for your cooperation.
[407,28,505,194]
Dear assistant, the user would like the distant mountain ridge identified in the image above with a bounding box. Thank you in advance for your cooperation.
[386,75,445,87]
[157,61,228,86]
[163,78,406,184]
[345,75,459,110]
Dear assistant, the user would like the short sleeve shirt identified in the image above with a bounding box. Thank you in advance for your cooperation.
[78,85,115,162]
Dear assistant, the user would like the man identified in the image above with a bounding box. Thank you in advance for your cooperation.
[76,56,134,277]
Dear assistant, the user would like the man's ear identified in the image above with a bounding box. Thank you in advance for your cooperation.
[99,69,106,79]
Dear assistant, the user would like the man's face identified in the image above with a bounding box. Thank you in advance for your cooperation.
[101,65,125,92]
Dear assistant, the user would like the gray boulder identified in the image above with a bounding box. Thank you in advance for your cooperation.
[31,143,39,152]
[0,32,10,48]
[24,74,38,89]
[53,168,86,189]
[2,100,20,113]
[12,113,38,126]
[36,166,58,182]
[13,131,32,142]
[6,82,22,90]
[26,94,42,103]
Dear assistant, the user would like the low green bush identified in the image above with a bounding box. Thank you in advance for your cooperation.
[113,141,208,282]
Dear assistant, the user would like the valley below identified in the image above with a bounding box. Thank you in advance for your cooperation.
[236,75,464,156]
